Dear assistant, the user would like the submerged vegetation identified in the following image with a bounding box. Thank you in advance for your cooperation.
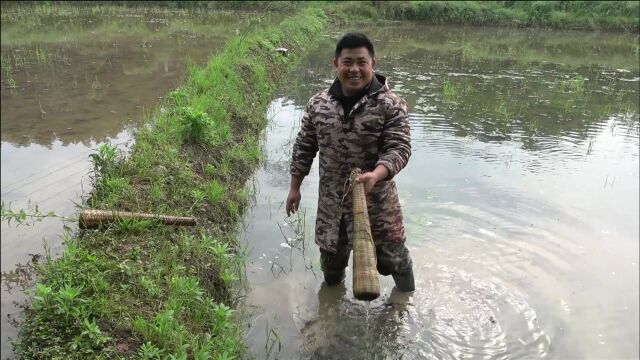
[9,5,327,359]
[0,1,283,47]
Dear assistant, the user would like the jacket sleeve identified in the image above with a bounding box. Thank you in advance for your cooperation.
[375,96,411,180]
[290,100,318,177]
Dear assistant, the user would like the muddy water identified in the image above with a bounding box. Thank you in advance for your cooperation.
[0,4,271,357]
[241,25,639,359]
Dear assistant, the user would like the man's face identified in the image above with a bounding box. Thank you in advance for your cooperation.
[333,47,376,96]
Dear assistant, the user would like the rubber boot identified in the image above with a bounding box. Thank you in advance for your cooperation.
[392,270,415,292]
[324,271,346,286]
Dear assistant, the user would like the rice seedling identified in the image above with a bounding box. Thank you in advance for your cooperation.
[461,43,476,62]
[34,46,47,63]
[496,100,512,124]
[442,80,458,104]
[569,75,586,94]
[4,76,16,89]
[586,137,595,157]
[1,54,16,88]
[371,1,639,32]
[528,117,539,132]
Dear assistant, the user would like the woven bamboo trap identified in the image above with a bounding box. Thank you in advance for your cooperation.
[79,209,197,229]
[350,168,380,301]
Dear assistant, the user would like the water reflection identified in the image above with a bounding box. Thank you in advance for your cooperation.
[300,283,347,358]
[242,21,638,358]
[1,27,228,146]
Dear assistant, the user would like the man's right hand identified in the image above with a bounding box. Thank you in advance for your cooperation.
[286,189,301,217]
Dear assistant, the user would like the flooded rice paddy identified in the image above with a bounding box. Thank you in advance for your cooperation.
[241,25,639,359]
[1,5,638,359]
[0,4,278,357]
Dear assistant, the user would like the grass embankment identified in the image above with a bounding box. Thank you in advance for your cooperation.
[12,7,326,359]
[350,1,639,32]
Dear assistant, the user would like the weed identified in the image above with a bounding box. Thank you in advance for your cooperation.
[138,341,164,359]
[206,180,225,203]
[220,269,236,285]
[179,106,213,144]
[201,234,231,261]
[101,177,129,194]
[190,189,206,211]
[170,87,188,106]
[203,163,216,177]
[150,183,163,203]
[132,309,182,349]
[89,143,119,175]
[218,158,232,177]
[115,218,155,234]
[1,202,62,227]
[71,319,111,352]
[226,200,239,219]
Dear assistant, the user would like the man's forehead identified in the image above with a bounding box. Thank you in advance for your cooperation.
[338,48,372,60]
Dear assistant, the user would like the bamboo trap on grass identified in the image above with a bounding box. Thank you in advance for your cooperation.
[79,209,197,229]
[350,168,380,301]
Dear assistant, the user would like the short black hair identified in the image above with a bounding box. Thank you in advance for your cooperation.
[335,32,374,59]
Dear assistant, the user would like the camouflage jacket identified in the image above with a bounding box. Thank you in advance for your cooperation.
[290,73,411,253]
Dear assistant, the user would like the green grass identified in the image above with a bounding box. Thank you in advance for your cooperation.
[369,1,639,32]
[12,6,328,359]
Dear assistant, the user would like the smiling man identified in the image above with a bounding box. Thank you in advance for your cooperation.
[287,33,414,292]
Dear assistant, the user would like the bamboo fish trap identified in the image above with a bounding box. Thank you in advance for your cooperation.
[350,168,380,301]
[79,209,197,229]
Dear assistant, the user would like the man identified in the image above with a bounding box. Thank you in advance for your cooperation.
[287,32,414,292]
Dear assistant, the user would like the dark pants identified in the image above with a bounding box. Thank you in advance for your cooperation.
[320,215,413,280]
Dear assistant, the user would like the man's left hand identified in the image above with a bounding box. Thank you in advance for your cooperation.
[355,165,389,195]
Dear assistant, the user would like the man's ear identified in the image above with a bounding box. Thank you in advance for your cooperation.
[333,58,338,68]
[372,57,376,68]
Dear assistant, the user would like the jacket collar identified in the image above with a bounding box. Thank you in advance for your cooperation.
[328,73,386,100]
